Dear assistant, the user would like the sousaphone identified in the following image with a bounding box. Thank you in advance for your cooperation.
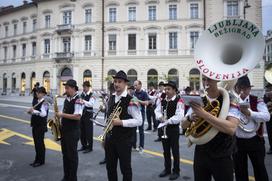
[187,19,265,145]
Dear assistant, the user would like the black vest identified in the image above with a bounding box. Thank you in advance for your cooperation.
[31,100,48,128]
[61,94,80,130]
[81,91,93,111]
[161,96,180,128]
[107,94,133,140]
[196,95,236,158]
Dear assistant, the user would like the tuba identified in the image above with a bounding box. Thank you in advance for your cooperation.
[97,100,122,146]
[186,18,265,145]
[47,95,61,141]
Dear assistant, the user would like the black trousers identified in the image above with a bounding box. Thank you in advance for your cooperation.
[146,106,157,129]
[233,136,269,181]
[194,147,234,181]
[32,126,46,164]
[161,126,180,173]
[80,110,93,149]
[266,120,272,150]
[61,128,80,181]
[105,137,132,181]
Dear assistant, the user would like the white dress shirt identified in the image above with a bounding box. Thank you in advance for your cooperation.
[112,90,142,127]
[82,90,95,108]
[236,95,270,139]
[63,93,83,116]
[155,95,184,125]
[32,98,49,117]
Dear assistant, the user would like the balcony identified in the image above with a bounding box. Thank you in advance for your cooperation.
[54,52,74,63]
[56,24,74,34]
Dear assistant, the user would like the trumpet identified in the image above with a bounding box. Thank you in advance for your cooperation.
[97,100,122,145]
[161,104,168,139]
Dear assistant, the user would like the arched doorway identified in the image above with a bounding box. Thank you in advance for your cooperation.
[60,68,73,95]
[43,71,50,93]
[107,69,117,88]
[2,73,7,95]
[189,68,200,91]
[12,73,16,93]
[127,69,137,86]
[30,72,36,90]
[168,68,179,88]
[83,69,92,85]
[147,69,158,87]
[21,72,26,95]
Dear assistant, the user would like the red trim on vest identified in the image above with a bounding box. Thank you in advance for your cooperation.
[249,95,264,137]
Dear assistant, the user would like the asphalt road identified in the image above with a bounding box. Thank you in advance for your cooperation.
[0,99,271,181]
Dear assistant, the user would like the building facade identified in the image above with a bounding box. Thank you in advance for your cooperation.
[0,0,264,95]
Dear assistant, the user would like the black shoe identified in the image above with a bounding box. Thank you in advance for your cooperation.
[267,149,272,154]
[154,138,162,142]
[78,146,86,151]
[169,173,180,180]
[99,159,106,165]
[153,128,157,132]
[145,127,151,131]
[32,162,44,167]
[83,148,93,154]
[29,162,36,166]
[159,170,171,177]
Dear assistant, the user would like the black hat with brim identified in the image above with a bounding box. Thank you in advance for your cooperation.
[236,75,253,88]
[37,86,47,94]
[164,81,178,91]
[112,70,129,82]
[83,81,91,87]
[158,81,165,86]
[63,79,79,90]
[265,83,272,89]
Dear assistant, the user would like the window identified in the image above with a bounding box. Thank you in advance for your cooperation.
[190,31,199,49]
[190,3,199,19]
[23,22,27,34]
[44,39,50,54]
[4,47,8,61]
[148,34,157,50]
[12,45,17,59]
[63,37,71,53]
[5,26,8,37]
[148,6,156,21]
[169,32,177,49]
[85,35,92,51]
[63,10,72,25]
[85,9,92,23]
[109,34,116,50]
[128,7,136,21]
[13,24,17,36]
[22,44,26,57]
[128,34,136,50]
[32,42,36,56]
[45,15,51,28]
[109,8,117,22]
[169,5,177,20]
[227,1,238,17]
[32,19,37,32]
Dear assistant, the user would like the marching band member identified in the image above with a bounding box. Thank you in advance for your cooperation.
[155,81,184,180]
[181,75,240,181]
[78,81,95,153]
[233,76,269,181]
[56,79,83,181]
[154,81,166,142]
[264,83,272,155]
[105,71,142,181]
[146,82,157,131]
[27,86,49,167]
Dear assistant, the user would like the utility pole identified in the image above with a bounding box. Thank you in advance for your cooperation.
[101,0,105,90]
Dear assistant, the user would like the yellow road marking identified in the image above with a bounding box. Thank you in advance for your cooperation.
[0,114,255,180]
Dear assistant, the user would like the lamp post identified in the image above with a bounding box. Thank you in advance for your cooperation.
[101,0,105,90]
[243,0,251,19]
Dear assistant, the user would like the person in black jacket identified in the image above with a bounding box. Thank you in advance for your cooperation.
[105,71,142,181]
[56,79,83,181]
[27,86,49,167]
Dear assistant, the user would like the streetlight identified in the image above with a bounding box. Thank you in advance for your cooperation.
[243,0,251,19]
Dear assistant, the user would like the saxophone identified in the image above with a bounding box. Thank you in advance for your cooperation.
[185,98,220,138]
[98,100,122,145]
[47,95,61,141]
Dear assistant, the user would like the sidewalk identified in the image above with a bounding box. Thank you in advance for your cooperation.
[0,95,33,104]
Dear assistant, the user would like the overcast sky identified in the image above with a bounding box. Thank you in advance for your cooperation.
[1,0,272,35]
